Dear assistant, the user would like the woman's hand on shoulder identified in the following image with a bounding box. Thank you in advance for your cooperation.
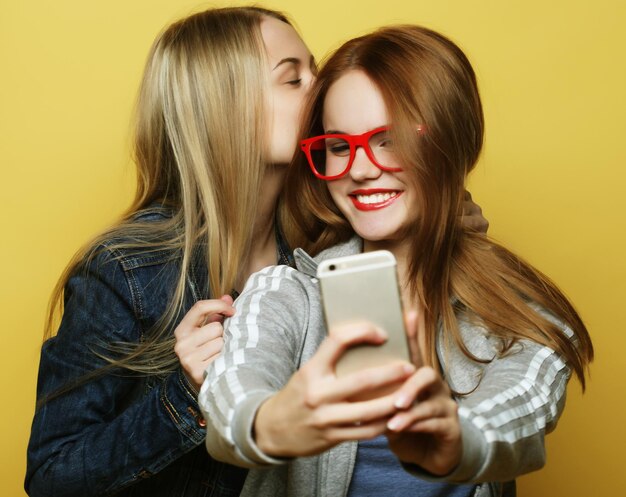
[460,190,489,233]
[254,322,415,458]
[174,295,235,392]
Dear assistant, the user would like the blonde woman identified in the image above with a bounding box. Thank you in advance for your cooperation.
[25,7,487,497]
[199,25,593,496]
[24,7,315,497]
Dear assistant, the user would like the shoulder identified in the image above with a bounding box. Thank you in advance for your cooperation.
[97,205,181,271]
[72,204,184,287]
[69,205,186,322]
[240,264,317,301]
[293,236,362,277]
[234,264,320,330]
[443,305,572,396]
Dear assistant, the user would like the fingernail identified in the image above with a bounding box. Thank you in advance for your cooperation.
[374,327,388,340]
[403,364,415,374]
[394,395,411,409]
[387,417,402,431]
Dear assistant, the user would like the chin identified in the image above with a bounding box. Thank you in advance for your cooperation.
[354,227,399,242]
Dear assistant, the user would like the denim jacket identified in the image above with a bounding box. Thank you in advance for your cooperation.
[26,206,293,497]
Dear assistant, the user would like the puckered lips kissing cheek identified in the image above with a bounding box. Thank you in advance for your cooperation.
[349,188,404,211]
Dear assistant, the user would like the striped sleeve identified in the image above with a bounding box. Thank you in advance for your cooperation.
[405,320,574,483]
[198,265,309,468]
[453,339,571,482]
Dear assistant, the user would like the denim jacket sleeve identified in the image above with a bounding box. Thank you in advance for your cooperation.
[25,247,207,497]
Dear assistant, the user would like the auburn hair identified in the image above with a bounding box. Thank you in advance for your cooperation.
[281,25,593,388]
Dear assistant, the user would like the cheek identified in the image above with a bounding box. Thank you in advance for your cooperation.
[273,98,299,145]
[274,93,298,129]
[327,184,348,214]
[266,90,309,163]
[400,191,419,224]
[264,96,293,161]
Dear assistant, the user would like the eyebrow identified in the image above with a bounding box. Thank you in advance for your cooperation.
[273,57,300,71]
[273,55,316,71]
[324,126,390,135]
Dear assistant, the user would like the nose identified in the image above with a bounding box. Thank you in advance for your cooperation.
[302,63,317,92]
[305,73,316,93]
[349,146,382,182]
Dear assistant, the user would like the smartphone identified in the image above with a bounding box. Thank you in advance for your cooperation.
[317,250,412,400]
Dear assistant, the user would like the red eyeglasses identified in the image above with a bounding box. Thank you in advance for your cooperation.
[300,126,404,181]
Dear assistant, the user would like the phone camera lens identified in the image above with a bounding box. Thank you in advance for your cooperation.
[329,264,336,271]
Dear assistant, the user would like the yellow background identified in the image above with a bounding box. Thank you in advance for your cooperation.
[2,0,624,495]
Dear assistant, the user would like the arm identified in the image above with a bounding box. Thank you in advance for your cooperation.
[199,265,309,467]
[448,336,571,482]
[199,266,415,468]
[26,249,206,497]
[253,323,415,459]
[391,319,572,483]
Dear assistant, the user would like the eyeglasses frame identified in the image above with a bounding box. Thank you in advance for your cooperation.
[299,126,403,181]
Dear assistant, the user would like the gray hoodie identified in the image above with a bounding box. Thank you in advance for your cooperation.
[199,237,572,497]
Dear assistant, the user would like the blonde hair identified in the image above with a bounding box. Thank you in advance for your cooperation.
[44,7,290,382]
[283,25,593,388]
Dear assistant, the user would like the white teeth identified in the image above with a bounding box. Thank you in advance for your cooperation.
[355,192,397,204]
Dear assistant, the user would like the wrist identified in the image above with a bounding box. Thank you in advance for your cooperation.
[179,367,201,396]
[254,397,281,457]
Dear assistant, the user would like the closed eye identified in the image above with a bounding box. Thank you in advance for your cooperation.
[327,141,350,156]
[371,131,394,149]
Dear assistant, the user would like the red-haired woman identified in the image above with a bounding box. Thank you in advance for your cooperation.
[199,25,593,497]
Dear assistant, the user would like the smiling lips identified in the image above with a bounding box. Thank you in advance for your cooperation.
[349,189,403,211]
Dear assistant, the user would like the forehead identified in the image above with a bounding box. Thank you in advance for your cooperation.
[259,16,309,65]
[323,70,389,133]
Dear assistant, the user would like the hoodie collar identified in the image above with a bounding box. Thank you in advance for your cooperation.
[293,236,363,278]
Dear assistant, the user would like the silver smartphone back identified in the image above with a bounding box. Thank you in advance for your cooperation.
[317,250,410,392]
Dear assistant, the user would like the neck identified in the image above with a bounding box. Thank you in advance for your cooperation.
[237,165,287,289]
[363,238,413,305]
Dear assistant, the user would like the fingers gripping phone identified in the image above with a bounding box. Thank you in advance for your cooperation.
[317,250,411,399]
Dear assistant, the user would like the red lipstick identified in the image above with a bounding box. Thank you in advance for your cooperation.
[349,189,403,211]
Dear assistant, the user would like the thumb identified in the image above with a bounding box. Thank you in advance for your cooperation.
[404,309,425,368]
[204,295,236,324]
[219,294,234,306]
[313,321,388,374]
[404,309,419,339]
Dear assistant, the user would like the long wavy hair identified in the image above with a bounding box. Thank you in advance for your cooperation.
[44,7,290,381]
[282,25,593,387]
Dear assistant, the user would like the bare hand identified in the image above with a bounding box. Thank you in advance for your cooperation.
[254,322,416,458]
[174,295,235,392]
[386,366,462,476]
[460,190,489,233]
